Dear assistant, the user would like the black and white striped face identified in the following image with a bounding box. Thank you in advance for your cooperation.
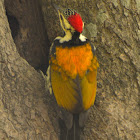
[53,5,86,44]
[57,9,75,33]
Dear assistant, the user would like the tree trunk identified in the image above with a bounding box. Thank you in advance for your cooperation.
[5,0,50,71]
[0,0,57,139]
[0,0,140,140]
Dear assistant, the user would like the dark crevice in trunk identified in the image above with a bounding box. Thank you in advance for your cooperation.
[4,0,50,73]
[6,12,19,40]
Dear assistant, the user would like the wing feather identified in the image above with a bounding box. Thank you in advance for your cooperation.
[51,67,98,113]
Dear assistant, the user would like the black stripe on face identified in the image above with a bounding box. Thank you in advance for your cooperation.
[60,14,63,20]
[60,14,66,30]
[60,13,72,31]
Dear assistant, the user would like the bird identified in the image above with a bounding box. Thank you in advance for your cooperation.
[46,4,99,140]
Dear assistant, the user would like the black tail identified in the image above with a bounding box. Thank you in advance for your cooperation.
[59,114,81,140]
[73,114,81,140]
[66,114,80,140]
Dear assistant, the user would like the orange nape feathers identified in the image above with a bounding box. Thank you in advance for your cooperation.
[50,43,99,80]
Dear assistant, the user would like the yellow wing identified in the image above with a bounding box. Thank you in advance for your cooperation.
[50,63,98,114]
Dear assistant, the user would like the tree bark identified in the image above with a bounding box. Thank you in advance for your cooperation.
[0,0,140,140]
[41,1,140,139]
[0,0,57,139]
[5,0,50,71]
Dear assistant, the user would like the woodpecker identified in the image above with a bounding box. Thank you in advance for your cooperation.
[47,4,99,140]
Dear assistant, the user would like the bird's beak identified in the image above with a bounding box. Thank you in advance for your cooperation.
[52,4,73,32]
[52,4,61,12]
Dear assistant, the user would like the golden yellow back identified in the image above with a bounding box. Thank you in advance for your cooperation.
[50,43,99,113]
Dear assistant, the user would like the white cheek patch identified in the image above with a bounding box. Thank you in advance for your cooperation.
[60,35,72,43]
[58,31,72,43]
[79,34,87,42]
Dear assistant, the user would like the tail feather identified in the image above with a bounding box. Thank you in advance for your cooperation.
[67,114,80,140]
[59,114,81,140]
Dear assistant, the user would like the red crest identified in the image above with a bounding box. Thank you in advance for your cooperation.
[68,13,83,33]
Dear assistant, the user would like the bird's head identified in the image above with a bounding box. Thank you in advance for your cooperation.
[53,4,84,34]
